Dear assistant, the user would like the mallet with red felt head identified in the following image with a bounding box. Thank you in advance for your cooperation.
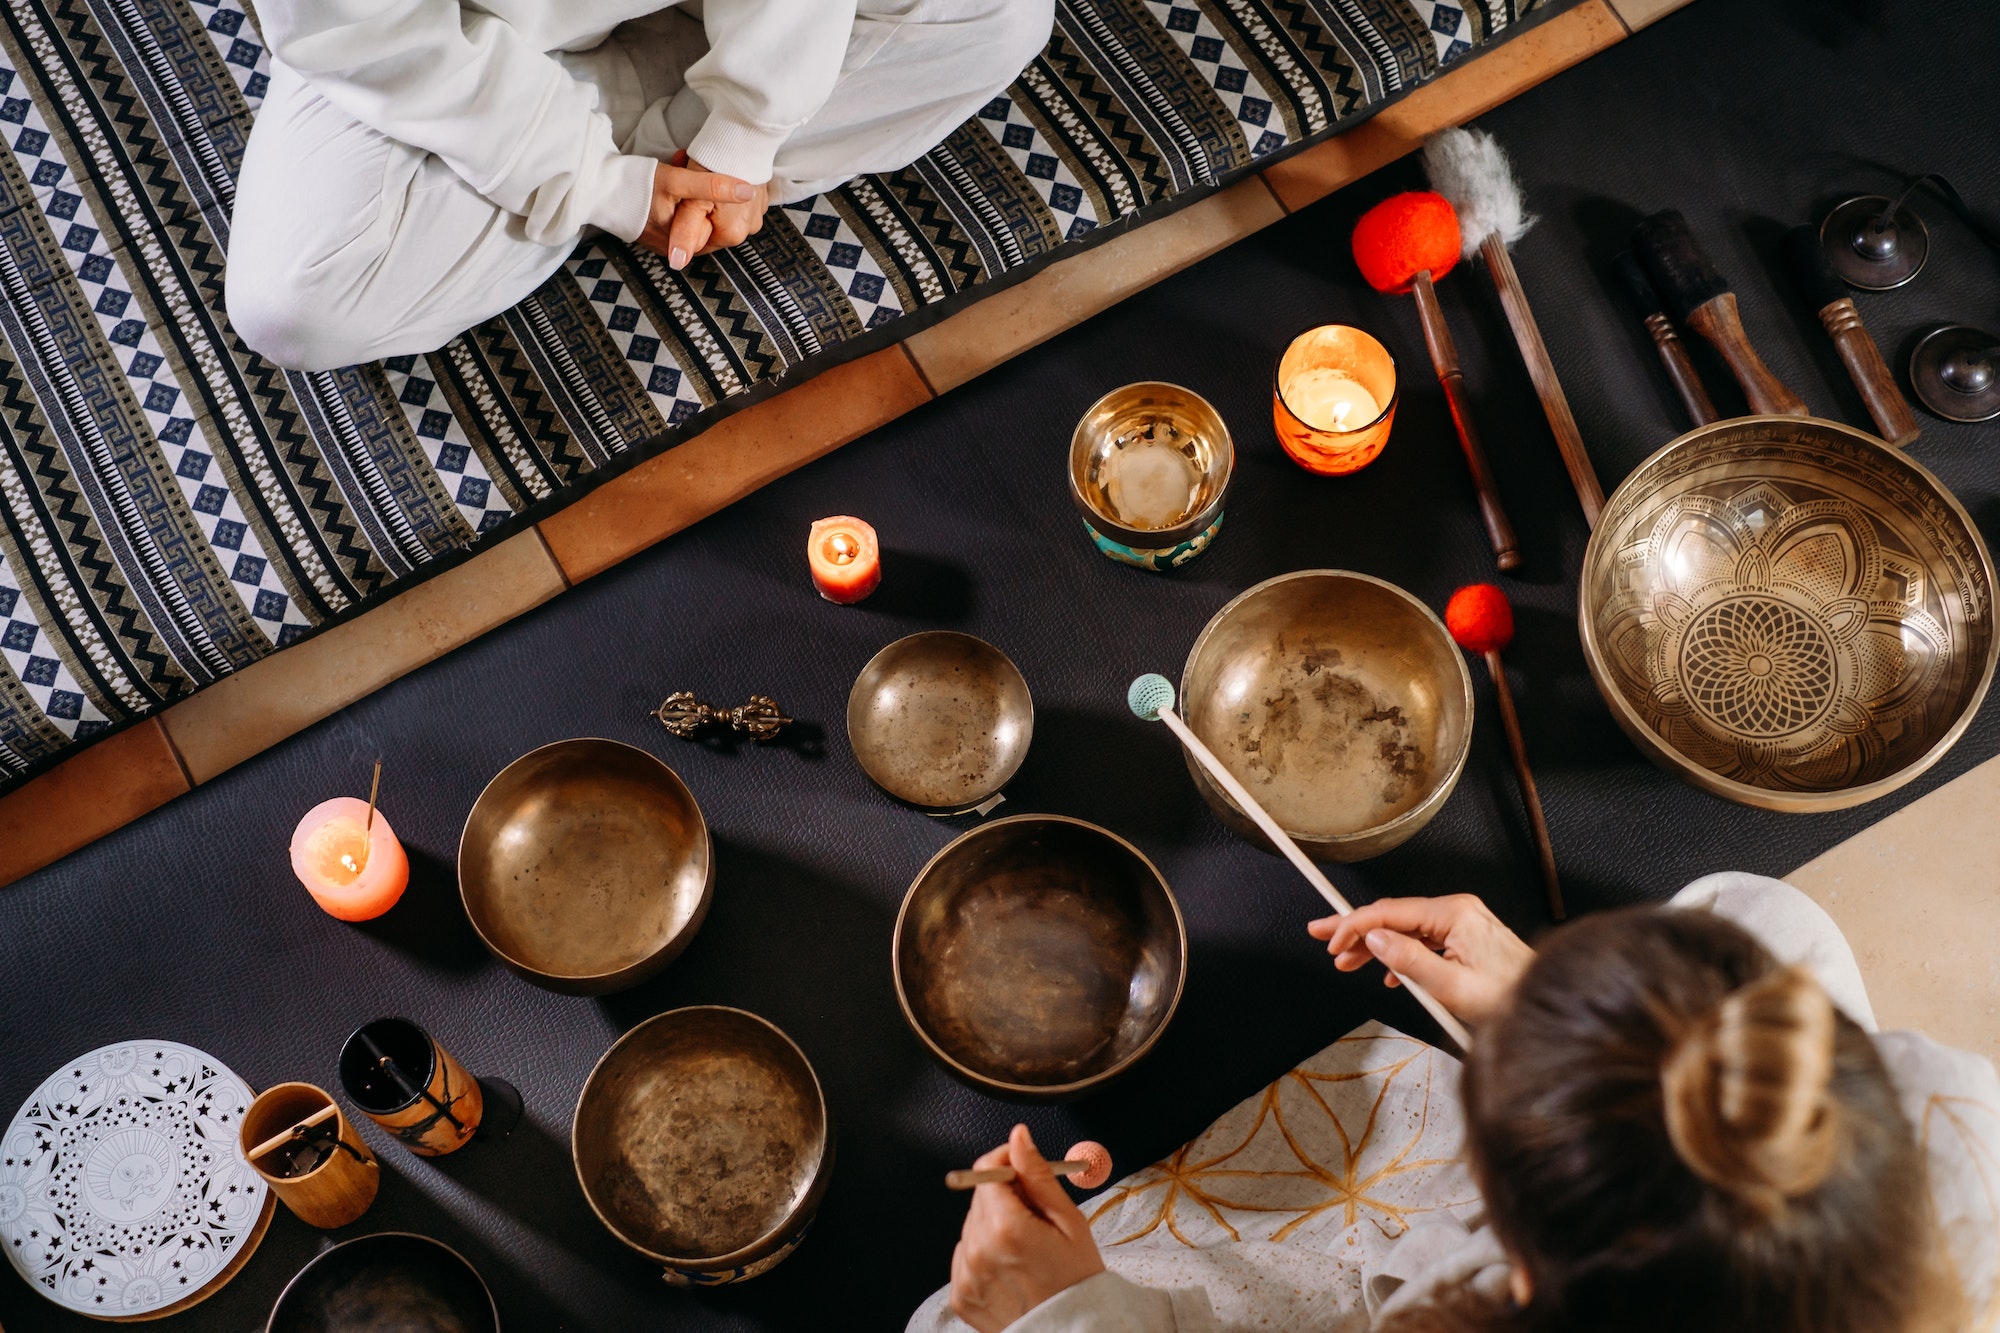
[1354,192,1520,572]
[1446,584,1564,922]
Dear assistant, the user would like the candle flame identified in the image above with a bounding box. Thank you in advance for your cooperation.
[828,533,858,565]
[340,853,360,874]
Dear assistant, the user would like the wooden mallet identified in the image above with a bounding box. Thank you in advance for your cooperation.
[1633,210,1809,418]
[947,1140,1112,1191]
[1445,585,1563,921]
[1354,191,1520,572]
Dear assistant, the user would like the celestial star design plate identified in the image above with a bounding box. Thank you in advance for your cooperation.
[1,1040,272,1320]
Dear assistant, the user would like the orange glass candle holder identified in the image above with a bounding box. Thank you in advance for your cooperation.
[290,797,410,921]
[1274,325,1398,476]
[807,515,881,604]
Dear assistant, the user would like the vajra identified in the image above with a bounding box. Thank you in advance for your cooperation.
[652,692,793,742]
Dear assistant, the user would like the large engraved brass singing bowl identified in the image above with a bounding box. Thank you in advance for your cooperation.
[1581,416,1996,811]
[459,738,714,995]
[894,815,1186,1101]
[573,1007,831,1284]
[848,632,1034,813]
[1180,571,1474,861]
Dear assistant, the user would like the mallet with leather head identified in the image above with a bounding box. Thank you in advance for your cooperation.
[1632,210,1809,417]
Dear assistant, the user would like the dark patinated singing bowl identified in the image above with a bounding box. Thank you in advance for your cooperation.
[894,815,1186,1101]
[267,1232,497,1333]
[848,632,1034,813]
[1180,571,1474,861]
[1582,417,1996,811]
[459,738,713,995]
[573,1007,831,1285]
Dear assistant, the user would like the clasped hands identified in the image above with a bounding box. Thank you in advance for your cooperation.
[638,153,769,270]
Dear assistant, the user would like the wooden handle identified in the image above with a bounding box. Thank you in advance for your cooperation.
[1685,293,1809,416]
[1484,650,1564,922]
[247,1103,339,1162]
[1821,299,1920,447]
[947,1160,1087,1190]
[1157,704,1475,1050]
[1480,236,1604,528]
[1411,272,1521,572]
[1643,313,1719,426]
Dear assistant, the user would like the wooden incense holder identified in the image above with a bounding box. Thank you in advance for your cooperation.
[1635,210,1808,418]
[240,1082,379,1229]
[1411,271,1521,570]
[1479,235,1605,526]
[1481,648,1563,921]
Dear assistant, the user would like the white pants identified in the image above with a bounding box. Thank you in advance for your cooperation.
[226,0,1051,371]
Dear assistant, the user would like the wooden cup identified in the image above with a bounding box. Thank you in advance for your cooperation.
[339,1018,484,1157]
[240,1082,379,1228]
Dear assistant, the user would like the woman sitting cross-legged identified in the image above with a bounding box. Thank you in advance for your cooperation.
[912,874,2000,1332]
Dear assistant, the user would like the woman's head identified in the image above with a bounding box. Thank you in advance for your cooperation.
[1420,908,1945,1333]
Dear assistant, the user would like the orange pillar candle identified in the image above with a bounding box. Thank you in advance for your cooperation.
[290,797,409,921]
[807,516,881,604]
[1274,325,1398,476]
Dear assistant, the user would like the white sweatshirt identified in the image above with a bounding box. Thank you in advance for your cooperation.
[255,0,857,244]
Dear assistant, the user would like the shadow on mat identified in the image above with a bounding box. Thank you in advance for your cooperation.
[354,845,490,973]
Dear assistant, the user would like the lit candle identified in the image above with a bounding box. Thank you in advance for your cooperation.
[807,516,881,604]
[1274,325,1398,476]
[1282,368,1382,433]
[290,797,409,921]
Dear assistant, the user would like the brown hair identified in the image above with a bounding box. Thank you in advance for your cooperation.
[1381,908,1953,1333]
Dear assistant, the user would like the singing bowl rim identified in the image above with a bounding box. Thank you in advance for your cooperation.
[457,737,715,994]
[1068,380,1236,549]
[265,1231,499,1333]
[570,1005,832,1270]
[846,631,1036,813]
[1578,414,1998,813]
[891,813,1189,1100]
[1179,569,1476,859]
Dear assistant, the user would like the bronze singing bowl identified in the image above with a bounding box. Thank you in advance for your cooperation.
[573,1007,831,1283]
[1581,416,1996,811]
[459,738,714,995]
[1181,571,1474,861]
[894,815,1187,1101]
[1069,381,1234,550]
[848,632,1034,814]
[267,1232,498,1333]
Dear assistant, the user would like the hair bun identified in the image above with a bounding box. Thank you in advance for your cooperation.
[1660,964,1841,1215]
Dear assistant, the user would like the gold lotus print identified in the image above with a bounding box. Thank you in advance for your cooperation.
[1087,1024,1477,1253]
[1919,1092,2000,1333]
[1598,484,1950,791]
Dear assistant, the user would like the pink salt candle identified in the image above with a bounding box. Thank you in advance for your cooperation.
[290,797,409,921]
[807,516,881,604]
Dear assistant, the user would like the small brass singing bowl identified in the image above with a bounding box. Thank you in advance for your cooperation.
[573,1007,831,1285]
[848,632,1034,814]
[1581,416,1996,811]
[1069,381,1234,571]
[459,738,713,995]
[267,1232,498,1333]
[1181,571,1474,862]
[894,815,1187,1101]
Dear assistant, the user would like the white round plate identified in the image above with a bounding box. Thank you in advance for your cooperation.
[1,1040,269,1320]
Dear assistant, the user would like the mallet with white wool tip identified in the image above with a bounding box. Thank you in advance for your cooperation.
[1127,674,1475,1051]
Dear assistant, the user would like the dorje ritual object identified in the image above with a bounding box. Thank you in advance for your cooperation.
[1069,381,1234,570]
[895,815,1187,1099]
[1610,251,1719,428]
[848,631,1033,815]
[1129,674,1475,1051]
[1908,325,2000,424]
[1580,415,1995,812]
[241,1082,379,1230]
[266,1232,498,1333]
[1425,129,1605,525]
[1781,226,1920,447]
[290,761,409,922]
[1633,210,1809,418]
[653,690,793,741]
[1273,324,1399,476]
[808,514,881,603]
[460,738,713,994]
[1445,585,1564,922]
[339,1017,520,1157]
[947,1140,1114,1191]
[2,1041,274,1320]
[1353,191,1521,570]
[573,1006,832,1286]
[1177,570,1473,862]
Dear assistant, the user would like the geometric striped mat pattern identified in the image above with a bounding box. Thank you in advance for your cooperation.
[0,0,1554,791]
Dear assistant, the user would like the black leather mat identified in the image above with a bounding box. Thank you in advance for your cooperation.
[2,0,1996,1327]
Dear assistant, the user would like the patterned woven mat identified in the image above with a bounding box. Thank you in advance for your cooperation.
[0,0,1555,790]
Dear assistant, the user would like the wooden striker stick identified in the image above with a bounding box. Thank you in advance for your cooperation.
[1154,703,1476,1050]
[947,1160,1091,1191]
[247,1103,338,1162]
[1478,235,1605,528]
[1481,649,1564,921]
[1410,272,1520,572]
